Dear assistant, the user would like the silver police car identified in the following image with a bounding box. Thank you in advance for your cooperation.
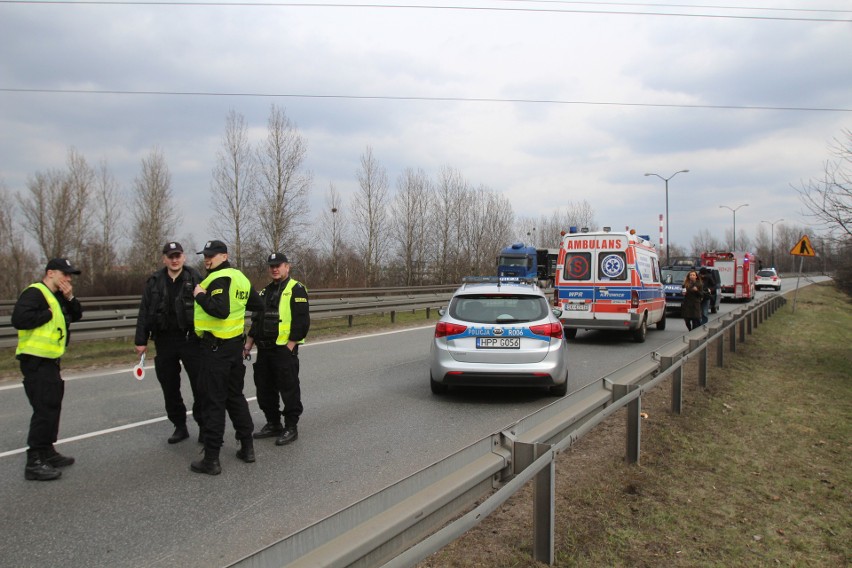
[429,277,570,396]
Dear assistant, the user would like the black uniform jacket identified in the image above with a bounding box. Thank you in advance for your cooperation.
[194,260,263,320]
[11,283,84,349]
[135,265,202,345]
[248,277,310,344]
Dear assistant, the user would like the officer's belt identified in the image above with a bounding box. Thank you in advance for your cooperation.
[199,331,244,349]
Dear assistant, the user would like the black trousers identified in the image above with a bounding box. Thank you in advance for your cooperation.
[153,333,202,427]
[20,355,64,452]
[197,339,254,456]
[253,346,303,427]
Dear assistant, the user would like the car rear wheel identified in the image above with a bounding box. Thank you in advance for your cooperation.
[430,374,448,395]
[632,316,647,343]
[656,311,666,330]
[549,380,568,397]
[564,327,577,339]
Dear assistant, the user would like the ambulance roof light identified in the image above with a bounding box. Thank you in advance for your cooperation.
[603,226,611,232]
[629,229,636,235]
[568,226,578,234]
[580,227,589,233]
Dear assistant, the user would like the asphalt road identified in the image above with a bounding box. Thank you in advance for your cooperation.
[0,282,805,566]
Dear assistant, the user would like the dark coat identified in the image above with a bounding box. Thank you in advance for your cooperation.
[681,277,704,320]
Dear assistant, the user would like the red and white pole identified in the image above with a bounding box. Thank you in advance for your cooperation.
[659,214,664,248]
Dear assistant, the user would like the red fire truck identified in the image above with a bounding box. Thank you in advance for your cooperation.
[700,251,756,301]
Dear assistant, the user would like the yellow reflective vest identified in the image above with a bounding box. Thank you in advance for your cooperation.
[16,283,67,359]
[274,279,306,345]
[194,268,251,339]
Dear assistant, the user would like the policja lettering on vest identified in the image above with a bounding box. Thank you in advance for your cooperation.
[244,252,310,447]
[190,240,264,475]
[12,258,84,481]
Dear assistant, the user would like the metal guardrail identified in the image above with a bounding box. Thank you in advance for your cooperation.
[0,286,457,348]
[227,293,787,567]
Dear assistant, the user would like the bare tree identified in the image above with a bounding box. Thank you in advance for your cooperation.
[796,128,852,239]
[256,105,312,253]
[130,147,180,273]
[519,201,597,249]
[690,228,723,256]
[17,148,92,262]
[211,109,257,269]
[317,183,346,285]
[0,182,37,298]
[475,187,514,275]
[66,148,94,258]
[82,159,124,281]
[391,168,432,285]
[431,166,466,284]
[351,146,390,286]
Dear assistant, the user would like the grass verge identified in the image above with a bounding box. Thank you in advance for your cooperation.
[421,282,851,567]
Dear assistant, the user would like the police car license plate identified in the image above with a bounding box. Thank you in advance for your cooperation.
[476,337,520,349]
[565,303,589,311]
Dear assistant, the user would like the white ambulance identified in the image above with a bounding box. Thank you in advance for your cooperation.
[554,227,666,342]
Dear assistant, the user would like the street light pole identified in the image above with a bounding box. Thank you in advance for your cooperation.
[644,170,689,264]
[761,218,784,268]
[720,204,749,250]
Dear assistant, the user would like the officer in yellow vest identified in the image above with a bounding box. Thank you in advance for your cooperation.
[191,240,263,475]
[12,258,83,481]
[244,253,310,446]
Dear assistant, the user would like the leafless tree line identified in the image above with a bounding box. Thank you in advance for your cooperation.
[0,107,525,298]
[5,113,845,300]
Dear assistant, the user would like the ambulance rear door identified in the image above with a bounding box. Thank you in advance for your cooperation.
[560,234,631,324]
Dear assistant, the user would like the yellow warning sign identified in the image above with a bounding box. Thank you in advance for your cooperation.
[790,235,816,257]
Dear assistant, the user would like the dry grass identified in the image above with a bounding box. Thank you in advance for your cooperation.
[421,282,851,567]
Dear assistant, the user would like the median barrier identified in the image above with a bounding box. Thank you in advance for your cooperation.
[0,288,454,348]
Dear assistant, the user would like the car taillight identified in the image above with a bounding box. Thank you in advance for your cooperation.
[529,322,564,339]
[631,290,639,308]
[435,322,468,338]
[772,276,778,281]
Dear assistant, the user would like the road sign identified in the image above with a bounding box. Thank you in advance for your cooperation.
[790,235,815,257]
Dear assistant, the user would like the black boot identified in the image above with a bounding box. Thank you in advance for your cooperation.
[44,446,75,468]
[275,425,298,446]
[25,450,61,481]
[190,448,221,475]
[252,422,283,439]
[236,439,256,463]
[168,424,190,444]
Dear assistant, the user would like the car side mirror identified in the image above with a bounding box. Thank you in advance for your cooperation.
[438,307,446,317]
[552,308,563,318]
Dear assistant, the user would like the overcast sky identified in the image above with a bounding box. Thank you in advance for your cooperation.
[1,0,851,257]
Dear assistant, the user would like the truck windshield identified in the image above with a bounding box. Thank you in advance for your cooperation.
[498,255,530,268]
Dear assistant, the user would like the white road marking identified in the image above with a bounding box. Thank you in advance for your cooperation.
[0,325,434,457]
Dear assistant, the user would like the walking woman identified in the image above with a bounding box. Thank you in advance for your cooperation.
[681,270,704,331]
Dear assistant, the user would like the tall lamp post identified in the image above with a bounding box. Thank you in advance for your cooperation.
[761,218,783,268]
[720,203,749,250]
[644,170,689,263]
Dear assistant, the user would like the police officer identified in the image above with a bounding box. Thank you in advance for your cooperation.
[12,258,83,481]
[244,253,310,446]
[191,240,263,475]
[135,242,203,444]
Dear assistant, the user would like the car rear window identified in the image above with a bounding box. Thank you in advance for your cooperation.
[757,270,776,277]
[450,294,548,323]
